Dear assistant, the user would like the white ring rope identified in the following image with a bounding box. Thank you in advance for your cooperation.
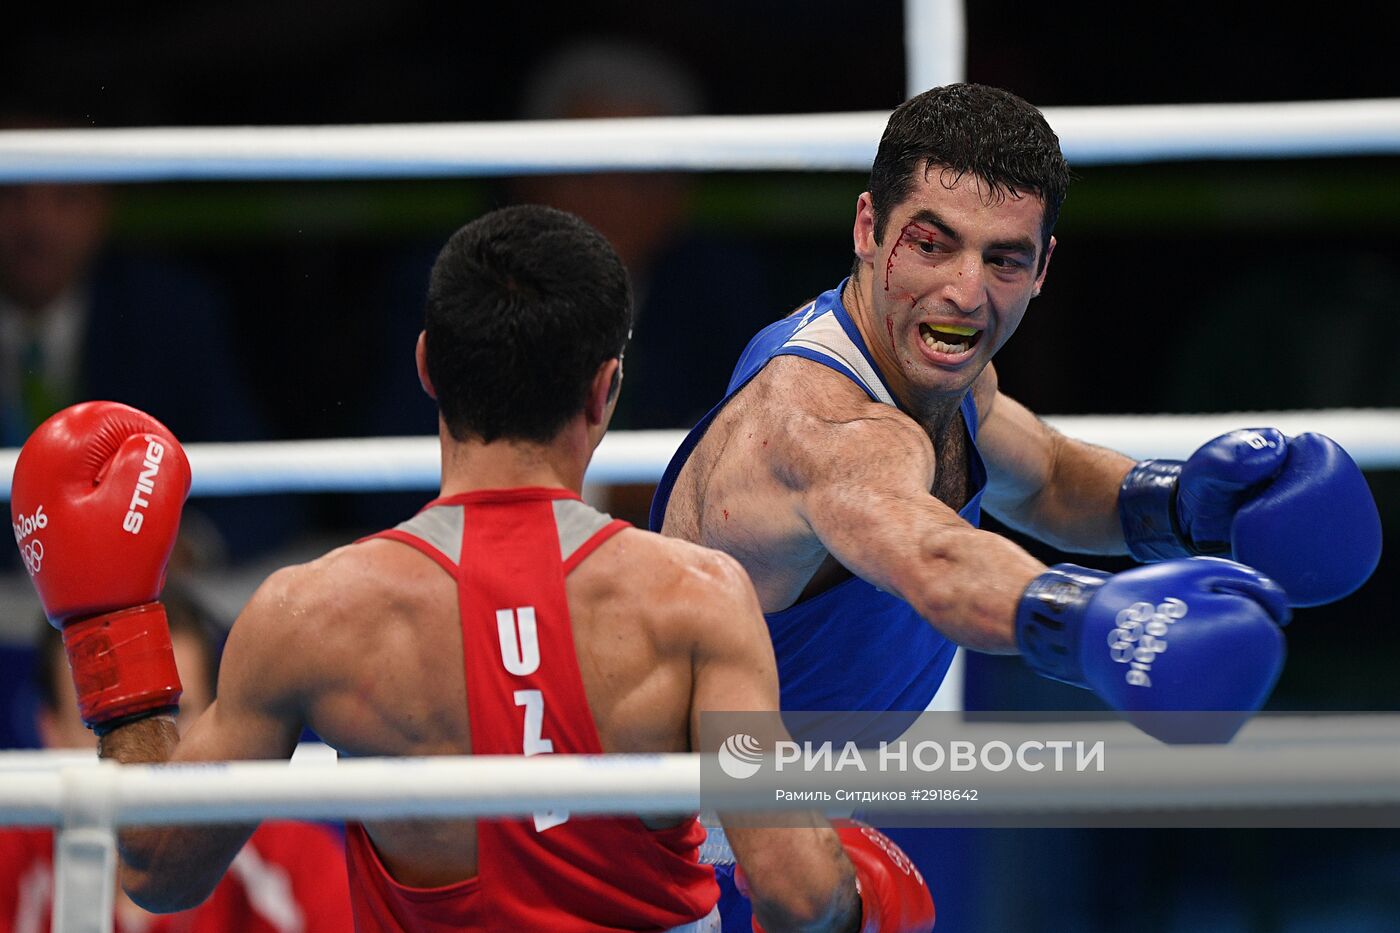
[0,715,1396,826]
[3,410,1396,500]
[2,98,1400,183]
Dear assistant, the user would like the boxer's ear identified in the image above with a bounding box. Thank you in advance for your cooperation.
[1033,235,1056,291]
[415,331,436,399]
[853,192,879,264]
[585,357,622,426]
[607,358,622,403]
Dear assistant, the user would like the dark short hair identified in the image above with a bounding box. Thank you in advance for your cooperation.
[867,83,1070,266]
[34,584,221,711]
[424,205,633,443]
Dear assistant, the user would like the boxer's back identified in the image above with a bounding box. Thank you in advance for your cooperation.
[248,489,732,914]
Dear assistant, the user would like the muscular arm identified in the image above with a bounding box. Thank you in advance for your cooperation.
[975,364,1134,554]
[683,548,858,933]
[769,364,1041,653]
[100,566,309,912]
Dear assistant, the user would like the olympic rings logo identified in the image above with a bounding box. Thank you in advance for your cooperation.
[1107,597,1187,688]
[20,539,44,576]
[1107,598,1187,656]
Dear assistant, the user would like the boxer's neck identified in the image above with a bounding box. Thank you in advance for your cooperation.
[437,418,590,497]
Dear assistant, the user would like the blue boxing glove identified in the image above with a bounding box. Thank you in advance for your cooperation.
[1118,429,1382,606]
[1016,558,1290,743]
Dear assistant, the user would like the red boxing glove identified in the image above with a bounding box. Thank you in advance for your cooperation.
[832,821,935,933]
[741,820,935,932]
[11,401,191,733]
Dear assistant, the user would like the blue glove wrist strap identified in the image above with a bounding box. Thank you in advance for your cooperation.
[1118,460,1192,562]
[1015,564,1112,688]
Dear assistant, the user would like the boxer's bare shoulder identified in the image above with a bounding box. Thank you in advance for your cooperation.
[245,538,453,655]
[568,527,769,661]
[664,354,935,607]
[572,526,757,617]
[217,537,464,758]
[566,527,778,748]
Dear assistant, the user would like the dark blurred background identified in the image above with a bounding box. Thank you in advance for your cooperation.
[2,2,1398,931]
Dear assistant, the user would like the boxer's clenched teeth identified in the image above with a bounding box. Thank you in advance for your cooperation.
[920,322,981,354]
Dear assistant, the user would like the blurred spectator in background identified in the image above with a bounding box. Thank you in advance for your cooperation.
[0,585,352,924]
[510,38,774,431]
[0,115,302,564]
[352,39,777,527]
[0,585,352,933]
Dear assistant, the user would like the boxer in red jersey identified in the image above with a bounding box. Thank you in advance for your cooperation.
[11,206,935,932]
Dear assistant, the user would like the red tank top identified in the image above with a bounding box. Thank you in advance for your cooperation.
[345,487,718,932]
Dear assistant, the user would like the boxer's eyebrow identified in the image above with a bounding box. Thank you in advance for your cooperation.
[904,209,1037,258]
[904,210,958,244]
[988,235,1038,258]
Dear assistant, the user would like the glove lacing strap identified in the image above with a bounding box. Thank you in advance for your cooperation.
[1015,564,1111,688]
[1118,460,1195,562]
[61,601,183,732]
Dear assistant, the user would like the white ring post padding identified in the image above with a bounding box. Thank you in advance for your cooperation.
[2,98,1400,182]
[905,0,966,96]
[53,765,120,933]
[3,410,1397,500]
[53,826,116,933]
[0,716,1397,826]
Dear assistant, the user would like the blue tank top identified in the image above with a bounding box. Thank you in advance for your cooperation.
[650,280,987,714]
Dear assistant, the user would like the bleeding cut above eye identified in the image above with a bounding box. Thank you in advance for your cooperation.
[919,322,982,353]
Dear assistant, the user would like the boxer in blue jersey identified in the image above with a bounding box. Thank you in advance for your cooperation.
[651,84,1382,927]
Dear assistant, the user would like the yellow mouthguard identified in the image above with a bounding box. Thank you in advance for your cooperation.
[927,324,978,337]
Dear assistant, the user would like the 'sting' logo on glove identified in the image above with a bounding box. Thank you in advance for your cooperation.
[123,440,166,535]
[1106,598,1188,688]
